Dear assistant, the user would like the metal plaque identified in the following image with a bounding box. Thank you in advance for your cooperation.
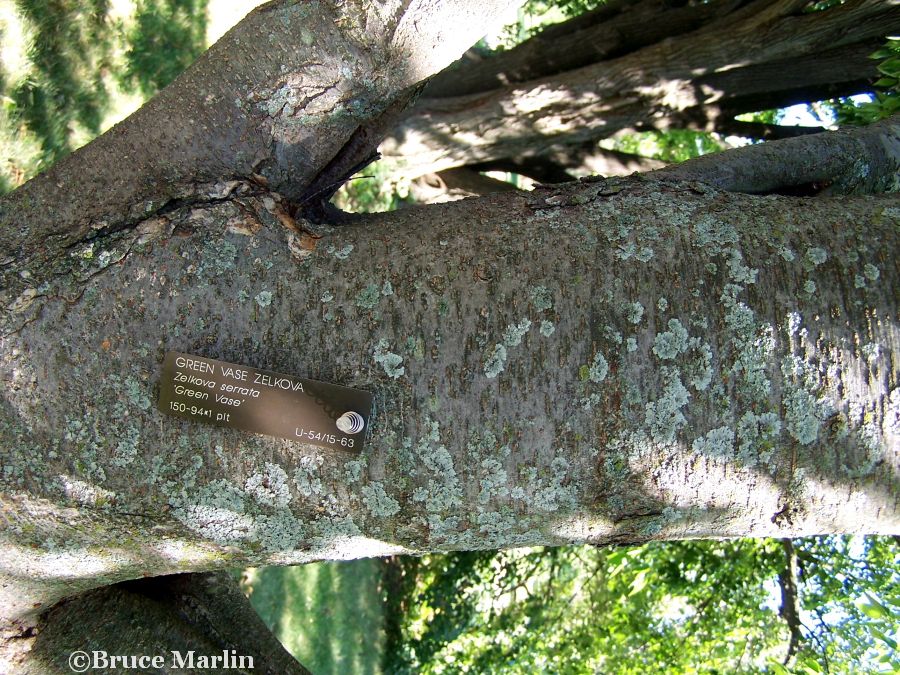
[158,351,372,452]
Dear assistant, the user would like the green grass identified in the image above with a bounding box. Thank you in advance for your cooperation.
[244,559,386,675]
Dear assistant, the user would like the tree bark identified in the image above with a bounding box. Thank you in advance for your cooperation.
[650,116,900,195]
[423,0,750,99]
[382,0,897,178]
[4,573,311,674]
[0,1,898,668]
[1,122,897,627]
[0,0,516,272]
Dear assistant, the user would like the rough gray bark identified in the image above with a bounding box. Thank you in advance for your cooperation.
[1,124,897,629]
[0,0,898,669]
[409,167,522,203]
[470,144,668,184]
[0,0,516,271]
[651,116,900,195]
[423,0,750,99]
[6,573,311,674]
[382,0,896,178]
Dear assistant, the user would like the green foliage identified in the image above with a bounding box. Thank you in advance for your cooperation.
[833,38,900,126]
[331,160,413,213]
[607,129,725,163]
[1,0,115,182]
[521,0,605,21]
[786,536,900,674]
[119,0,208,97]
[487,0,606,51]
[0,0,211,194]
[381,537,897,674]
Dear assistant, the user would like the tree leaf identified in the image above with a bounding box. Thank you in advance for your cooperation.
[629,569,650,596]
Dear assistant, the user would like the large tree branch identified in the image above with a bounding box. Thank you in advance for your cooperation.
[424,0,750,98]
[778,539,804,665]
[382,0,895,178]
[650,116,900,195]
[1,125,897,624]
[7,573,311,674]
[469,144,667,183]
[0,0,518,272]
[712,121,826,141]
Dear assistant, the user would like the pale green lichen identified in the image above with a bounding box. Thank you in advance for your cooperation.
[616,242,637,260]
[530,286,553,311]
[527,456,577,513]
[344,457,366,483]
[886,389,900,435]
[293,455,324,497]
[657,297,668,312]
[355,284,381,309]
[124,377,151,411]
[484,344,507,379]
[361,482,400,517]
[804,247,827,269]
[329,244,354,260]
[245,463,292,508]
[405,336,425,361]
[726,250,758,285]
[59,476,117,507]
[200,239,237,275]
[588,351,609,383]
[410,420,463,512]
[693,216,738,254]
[478,457,509,504]
[635,246,654,262]
[803,280,816,295]
[253,508,304,552]
[254,290,273,307]
[645,374,690,443]
[841,422,883,479]
[683,337,713,391]
[736,411,782,467]
[784,389,821,445]
[374,339,405,379]
[381,280,394,296]
[691,426,735,458]
[624,301,644,324]
[626,337,638,353]
[503,319,532,347]
[861,342,881,362]
[652,319,689,360]
[863,263,879,281]
[723,297,774,401]
[320,291,333,303]
[111,426,141,468]
[539,320,555,337]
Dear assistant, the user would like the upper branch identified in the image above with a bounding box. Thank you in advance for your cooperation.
[0,0,519,272]
[650,116,900,196]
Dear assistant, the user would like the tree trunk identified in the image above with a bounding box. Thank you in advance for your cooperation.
[0,0,898,669]
[1,120,897,625]
[5,573,312,674]
[381,0,897,178]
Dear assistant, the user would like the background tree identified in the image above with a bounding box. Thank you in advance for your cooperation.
[0,0,897,672]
